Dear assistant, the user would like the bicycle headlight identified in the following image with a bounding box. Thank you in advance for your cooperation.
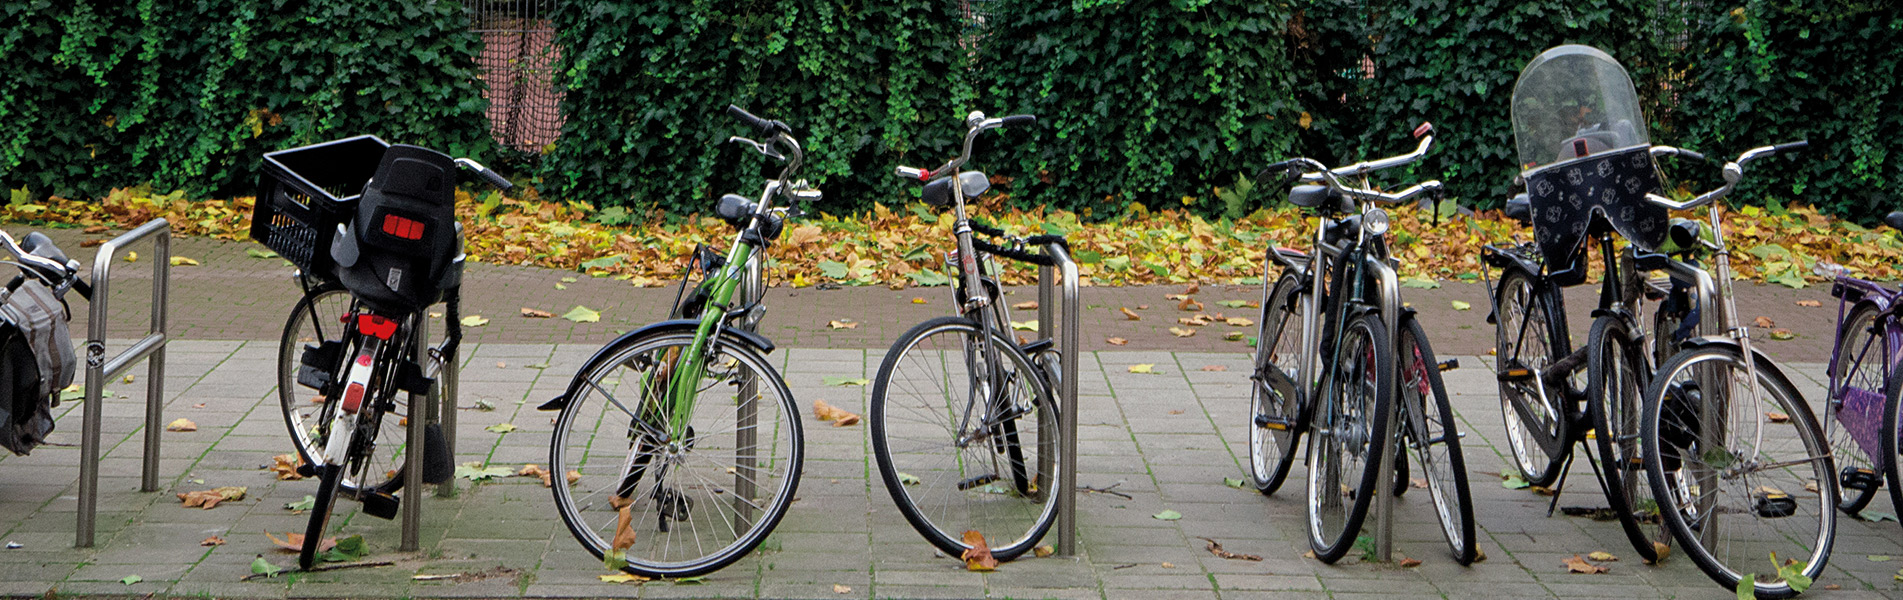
[1363,208,1390,236]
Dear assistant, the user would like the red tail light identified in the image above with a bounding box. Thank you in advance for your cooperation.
[382,214,425,240]
[357,314,399,340]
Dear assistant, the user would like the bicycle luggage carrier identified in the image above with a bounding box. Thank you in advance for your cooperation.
[250,135,390,277]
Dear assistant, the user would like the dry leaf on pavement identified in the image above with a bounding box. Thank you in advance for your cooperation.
[1177,296,1203,312]
[833,584,852,594]
[1796,300,1822,307]
[1200,365,1226,372]
[1169,327,1196,338]
[176,486,246,509]
[1184,282,1200,295]
[264,531,334,553]
[1013,300,1038,310]
[1400,557,1423,567]
[961,530,999,571]
[520,308,555,318]
[1105,337,1129,346]
[813,399,861,426]
[268,454,304,480]
[166,418,197,432]
[1199,537,1262,561]
[200,536,225,546]
[1120,307,1141,320]
[1753,316,1776,328]
[520,464,554,487]
[827,320,859,330]
[1563,554,1609,574]
[1588,551,1618,562]
[1767,411,1791,423]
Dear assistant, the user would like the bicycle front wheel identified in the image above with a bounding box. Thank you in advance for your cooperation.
[1396,316,1475,564]
[1641,346,1835,598]
[1585,315,1671,563]
[1307,311,1392,563]
[871,316,1060,561]
[1250,272,1306,494]
[1827,301,1887,515]
[1493,266,1569,488]
[278,281,351,467]
[549,331,803,578]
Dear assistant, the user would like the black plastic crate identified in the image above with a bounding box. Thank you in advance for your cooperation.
[250,135,390,276]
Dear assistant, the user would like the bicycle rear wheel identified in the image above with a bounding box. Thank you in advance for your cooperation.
[1641,346,1835,598]
[278,281,351,467]
[1586,315,1671,563]
[1307,311,1391,563]
[1826,302,1887,515]
[872,316,1059,561]
[1493,266,1570,488]
[1250,272,1306,494]
[549,331,803,578]
[1396,315,1475,564]
[1883,367,1903,526]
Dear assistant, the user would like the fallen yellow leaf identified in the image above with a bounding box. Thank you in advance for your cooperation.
[166,418,197,432]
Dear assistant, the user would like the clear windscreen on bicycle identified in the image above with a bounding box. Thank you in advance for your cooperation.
[1511,45,1669,269]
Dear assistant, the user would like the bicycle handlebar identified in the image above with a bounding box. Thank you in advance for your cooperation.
[452,158,512,191]
[1644,140,1807,211]
[1263,123,1442,206]
[894,111,1037,182]
[0,230,87,299]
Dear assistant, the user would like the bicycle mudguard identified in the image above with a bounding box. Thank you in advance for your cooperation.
[536,319,776,411]
[1673,336,1799,388]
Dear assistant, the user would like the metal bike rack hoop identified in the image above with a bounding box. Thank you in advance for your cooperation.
[1036,243,1081,556]
[76,219,171,548]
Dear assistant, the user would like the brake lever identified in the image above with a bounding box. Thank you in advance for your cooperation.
[728,136,786,161]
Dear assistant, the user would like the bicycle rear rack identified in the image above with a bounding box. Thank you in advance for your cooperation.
[76,219,171,548]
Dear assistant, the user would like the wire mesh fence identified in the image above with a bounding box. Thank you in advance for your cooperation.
[467,0,564,153]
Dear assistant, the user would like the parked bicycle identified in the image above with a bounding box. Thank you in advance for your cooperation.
[1819,214,1903,519]
[1248,123,1476,564]
[1486,45,1711,563]
[1637,141,1834,599]
[252,136,511,569]
[539,106,813,578]
[871,111,1066,562]
[0,230,87,457]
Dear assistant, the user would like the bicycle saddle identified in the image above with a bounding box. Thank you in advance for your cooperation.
[1503,193,1532,224]
[1886,211,1903,231]
[1288,185,1352,214]
[921,172,989,207]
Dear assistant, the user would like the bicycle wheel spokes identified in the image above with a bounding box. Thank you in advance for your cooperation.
[279,284,352,467]
[1826,303,1886,514]
[1250,274,1305,493]
[872,318,1058,560]
[1586,317,1670,561]
[1494,268,1566,487]
[551,334,801,577]
[1307,312,1391,563]
[1397,318,1476,564]
[1645,348,1834,595]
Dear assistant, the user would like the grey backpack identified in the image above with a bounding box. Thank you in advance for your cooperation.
[0,279,75,455]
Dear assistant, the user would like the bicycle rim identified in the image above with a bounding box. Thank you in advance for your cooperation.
[1397,317,1476,564]
[1494,268,1567,487]
[549,332,803,577]
[1826,302,1886,515]
[1307,312,1391,563]
[1586,315,1669,562]
[1643,347,1835,597]
[1251,273,1305,494]
[872,317,1059,560]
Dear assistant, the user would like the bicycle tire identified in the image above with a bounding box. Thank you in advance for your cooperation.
[1641,346,1835,598]
[1883,364,1903,527]
[1307,311,1392,563]
[548,330,803,578]
[277,281,350,466]
[1493,266,1570,488]
[1827,301,1887,515]
[298,433,349,570]
[1396,315,1476,564]
[1250,272,1305,495]
[1585,315,1670,563]
[872,316,1059,561]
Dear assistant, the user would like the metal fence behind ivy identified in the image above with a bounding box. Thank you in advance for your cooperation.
[467,0,564,153]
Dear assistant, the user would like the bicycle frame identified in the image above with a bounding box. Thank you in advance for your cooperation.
[1827,277,1903,460]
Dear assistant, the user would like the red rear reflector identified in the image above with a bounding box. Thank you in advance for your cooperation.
[358,314,398,340]
[382,215,425,240]
[342,382,365,413]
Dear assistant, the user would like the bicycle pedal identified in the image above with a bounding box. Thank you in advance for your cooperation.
[1752,490,1797,518]
[1437,358,1459,372]
[1497,368,1533,382]
[956,473,1001,491]
[421,423,453,484]
[1841,467,1881,491]
[360,490,400,520]
[1255,414,1295,431]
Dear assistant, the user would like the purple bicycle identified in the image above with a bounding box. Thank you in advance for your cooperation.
[1827,210,1903,518]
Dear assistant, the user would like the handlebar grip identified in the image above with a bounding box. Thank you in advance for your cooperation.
[1000,114,1037,128]
[1774,140,1809,153]
[726,105,785,137]
[1412,122,1434,138]
[477,167,513,191]
[71,278,91,301]
[896,166,929,181]
[1675,148,1706,162]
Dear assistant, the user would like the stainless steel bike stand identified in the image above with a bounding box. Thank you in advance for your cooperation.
[1036,243,1081,556]
[76,219,171,548]
[401,309,459,550]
